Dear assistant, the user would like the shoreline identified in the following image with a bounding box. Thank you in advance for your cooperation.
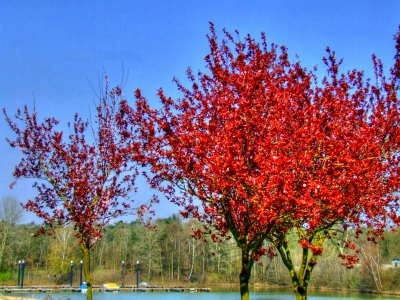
[2,284,400,298]
[196,283,400,297]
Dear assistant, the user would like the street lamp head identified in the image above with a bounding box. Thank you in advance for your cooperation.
[80,260,83,264]
[71,260,73,265]
[137,260,139,264]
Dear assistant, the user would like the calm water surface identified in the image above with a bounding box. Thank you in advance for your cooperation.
[8,289,400,300]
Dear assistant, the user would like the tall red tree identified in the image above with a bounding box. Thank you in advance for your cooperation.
[3,79,153,300]
[127,24,400,300]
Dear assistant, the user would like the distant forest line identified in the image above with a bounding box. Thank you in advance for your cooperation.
[1,213,399,293]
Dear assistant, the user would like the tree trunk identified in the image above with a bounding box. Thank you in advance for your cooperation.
[239,277,250,300]
[178,240,181,282]
[275,240,309,300]
[202,243,205,282]
[81,244,93,300]
[294,286,307,300]
[0,225,9,268]
[160,250,164,282]
[187,237,195,280]
[97,240,105,268]
[171,250,174,280]
[239,248,253,300]
[273,231,326,300]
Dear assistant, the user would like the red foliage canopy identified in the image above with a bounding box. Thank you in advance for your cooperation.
[131,24,400,264]
[4,81,153,249]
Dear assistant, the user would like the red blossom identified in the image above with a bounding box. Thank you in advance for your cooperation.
[121,24,400,299]
[3,81,154,248]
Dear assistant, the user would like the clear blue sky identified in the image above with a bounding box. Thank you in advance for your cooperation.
[1,0,399,223]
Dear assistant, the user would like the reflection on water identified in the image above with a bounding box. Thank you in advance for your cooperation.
[7,288,400,300]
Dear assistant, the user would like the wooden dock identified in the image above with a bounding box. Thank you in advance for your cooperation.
[0,286,211,293]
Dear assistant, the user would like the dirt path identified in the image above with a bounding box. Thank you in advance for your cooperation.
[0,295,35,300]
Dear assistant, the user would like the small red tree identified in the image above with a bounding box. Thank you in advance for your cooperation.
[127,24,400,300]
[3,79,153,300]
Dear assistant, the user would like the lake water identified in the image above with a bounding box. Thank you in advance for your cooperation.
[7,288,400,300]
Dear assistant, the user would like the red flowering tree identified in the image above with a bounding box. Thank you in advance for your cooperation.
[127,24,400,300]
[264,28,400,300]
[3,80,153,300]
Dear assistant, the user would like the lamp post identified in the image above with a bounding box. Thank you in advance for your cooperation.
[70,261,73,287]
[80,260,83,287]
[17,260,21,289]
[21,260,25,289]
[121,261,125,288]
[136,261,139,289]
